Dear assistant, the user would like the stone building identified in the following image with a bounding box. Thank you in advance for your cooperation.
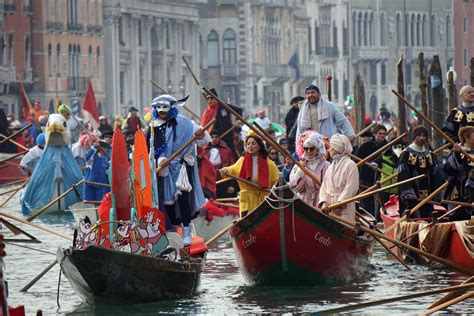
[102,0,205,118]
[348,0,454,119]
[0,0,33,115]
[453,0,474,87]
[30,0,105,115]
[199,0,313,121]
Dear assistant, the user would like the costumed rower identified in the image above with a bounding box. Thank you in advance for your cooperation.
[289,131,329,208]
[319,134,359,222]
[21,113,83,214]
[19,133,45,176]
[397,125,443,218]
[442,85,474,142]
[148,94,208,246]
[444,126,474,221]
[219,132,279,217]
[83,131,112,202]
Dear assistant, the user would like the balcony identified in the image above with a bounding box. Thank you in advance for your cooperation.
[249,0,303,8]
[300,64,317,78]
[4,4,16,13]
[46,21,54,30]
[87,24,103,34]
[404,46,439,61]
[264,64,292,79]
[67,23,83,33]
[321,47,339,58]
[23,4,32,15]
[221,64,239,78]
[54,22,63,32]
[68,77,88,91]
[351,46,390,60]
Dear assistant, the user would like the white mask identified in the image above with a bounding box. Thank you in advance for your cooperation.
[155,104,170,112]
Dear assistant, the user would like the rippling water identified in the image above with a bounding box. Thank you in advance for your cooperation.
[1,189,472,315]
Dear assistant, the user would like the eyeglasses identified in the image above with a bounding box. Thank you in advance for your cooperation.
[303,147,316,152]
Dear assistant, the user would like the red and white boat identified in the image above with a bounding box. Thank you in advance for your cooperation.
[381,195,474,270]
[0,153,27,185]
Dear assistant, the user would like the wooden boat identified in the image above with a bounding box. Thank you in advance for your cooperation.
[58,244,206,304]
[381,195,474,270]
[228,185,375,286]
[0,153,27,185]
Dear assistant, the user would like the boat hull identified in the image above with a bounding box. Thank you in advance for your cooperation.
[229,190,375,286]
[58,245,205,304]
[0,154,27,185]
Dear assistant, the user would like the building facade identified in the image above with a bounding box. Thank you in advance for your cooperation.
[103,0,205,118]
[199,0,313,121]
[453,0,474,87]
[349,0,454,119]
[30,0,105,115]
[0,0,33,116]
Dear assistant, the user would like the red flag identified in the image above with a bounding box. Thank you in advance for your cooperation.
[19,81,32,118]
[82,81,100,129]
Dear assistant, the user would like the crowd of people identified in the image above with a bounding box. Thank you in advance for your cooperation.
[1,83,473,245]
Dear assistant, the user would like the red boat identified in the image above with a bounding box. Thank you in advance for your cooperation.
[228,186,375,285]
[0,153,27,185]
[381,195,474,270]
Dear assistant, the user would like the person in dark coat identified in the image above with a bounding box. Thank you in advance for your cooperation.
[442,85,474,142]
[0,109,16,153]
[285,96,304,152]
[98,116,114,136]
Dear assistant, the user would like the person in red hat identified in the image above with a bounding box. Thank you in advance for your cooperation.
[29,101,48,122]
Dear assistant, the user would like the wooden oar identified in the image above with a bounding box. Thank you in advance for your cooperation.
[222,173,270,192]
[0,178,29,208]
[0,133,29,151]
[392,89,474,163]
[355,213,410,271]
[254,121,322,187]
[428,276,474,309]
[349,153,391,176]
[220,115,249,139]
[205,222,235,247]
[360,172,398,195]
[20,259,58,292]
[216,177,232,185]
[0,123,32,145]
[355,133,406,167]
[324,211,474,274]
[441,199,474,209]
[150,79,201,121]
[384,181,448,234]
[433,143,451,155]
[422,290,474,315]
[214,197,239,202]
[389,205,463,249]
[326,174,425,210]
[0,150,28,165]
[355,122,376,139]
[0,212,72,241]
[84,180,111,188]
[26,179,85,222]
[156,118,216,173]
[213,201,239,208]
[319,283,474,315]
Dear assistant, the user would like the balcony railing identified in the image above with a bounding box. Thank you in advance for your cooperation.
[300,64,317,78]
[86,24,103,34]
[351,46,390,60]
[67,23,83,32]
[221,64,239,78]
[4,4,16,13]
[68,77,88,91]
[54,22,63,31]
[321,47,339,58]
[46,21,54,30]
[23,4,32,15]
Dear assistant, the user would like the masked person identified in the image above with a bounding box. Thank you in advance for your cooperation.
[148,94,208,246]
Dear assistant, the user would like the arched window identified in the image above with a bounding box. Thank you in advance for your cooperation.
[8,33,13,66]
[380,12,385,45]
[207,30,219,67]
[430,14,436,46]
[223,29,236,64]
[405,13,409,46]
[151,27,159,49]
[96,47,100,78]
[410,14,415,46]
[88,46,93,76]
[77,45,81,77]
[47,43,52,77]
[24,35,31,68]
[446,15,451,46]
[369,12,374,45]
[422,14,427,46]
[0,36,5,65]
[396,13,402,46]
[56,43,61,76]
[363,12,368,46]
[46,0,50,21]
[352,11,357,46]
[416,14,421,46]
[358,12,362,46]
[68,44,72,76]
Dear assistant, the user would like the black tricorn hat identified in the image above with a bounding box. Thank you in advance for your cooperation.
[290,96,305,105]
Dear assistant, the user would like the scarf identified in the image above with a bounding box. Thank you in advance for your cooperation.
[201,102,219,132]
[299,99,322,132]
[239,153,270,188]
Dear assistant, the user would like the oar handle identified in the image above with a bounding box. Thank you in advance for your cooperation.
[156,119,215,173]
[0,123,32,145]
[205,222,235,247]
[356,133,406,167]
[223,173,270,192]
[355,122,376,139]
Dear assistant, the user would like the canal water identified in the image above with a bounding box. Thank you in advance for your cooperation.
[1,190,472,315]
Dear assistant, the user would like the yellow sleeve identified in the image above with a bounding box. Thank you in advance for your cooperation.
[267,159,280,186]
[226,157,244,177]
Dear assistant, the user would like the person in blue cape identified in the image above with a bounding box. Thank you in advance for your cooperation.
[21,114,83,214]
[147,94,207,246]
[83,131,112,202]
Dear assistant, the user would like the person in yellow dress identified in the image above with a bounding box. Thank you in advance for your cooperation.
[219,132,279,217]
